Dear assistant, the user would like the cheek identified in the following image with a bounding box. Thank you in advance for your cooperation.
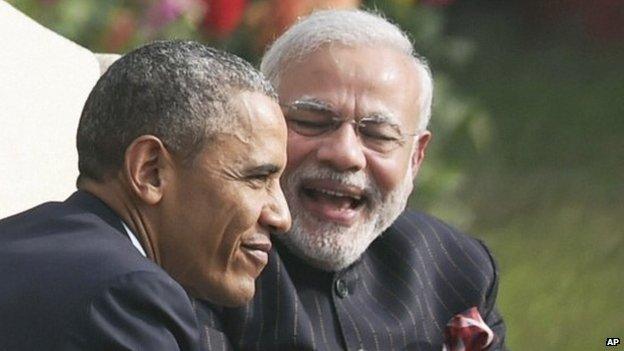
[366,153,412,193]
[190,197,242,262]
[226,212,256,240]
[221,198,263,242]
[285,133,316,173]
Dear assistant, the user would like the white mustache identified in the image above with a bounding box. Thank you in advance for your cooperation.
[286,165,381,203]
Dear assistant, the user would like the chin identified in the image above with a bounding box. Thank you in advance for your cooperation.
[218,279,256,307]
[193,277,256,307]
[280,166,415,272]
[279,216,379,271]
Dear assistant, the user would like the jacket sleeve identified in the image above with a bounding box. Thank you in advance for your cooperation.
[477,240,508,351]
[61,271,202,351]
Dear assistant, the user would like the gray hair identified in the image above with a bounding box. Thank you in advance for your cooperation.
[77,40,276,182]
[260,9,433,132]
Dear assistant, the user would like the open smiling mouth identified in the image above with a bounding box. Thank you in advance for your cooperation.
[299,182,368,225]
[302,187,366,210]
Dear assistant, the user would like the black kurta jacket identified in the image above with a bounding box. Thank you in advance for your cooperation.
[196,209,506,351]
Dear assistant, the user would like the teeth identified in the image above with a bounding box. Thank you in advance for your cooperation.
[317,188,361,200]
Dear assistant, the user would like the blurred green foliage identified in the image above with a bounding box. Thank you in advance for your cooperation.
[7,0,623,349]
[433,3,624,350]
[7,0,205,51]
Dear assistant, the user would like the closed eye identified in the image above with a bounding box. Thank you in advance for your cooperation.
[244,164,281,183]
[287,118,333,130]
[359,119,403,142]
[360,128,401,141]
[247,173,271,182]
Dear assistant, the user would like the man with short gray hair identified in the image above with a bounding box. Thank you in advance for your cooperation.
[0,40,290,350]
[200,9,506,351]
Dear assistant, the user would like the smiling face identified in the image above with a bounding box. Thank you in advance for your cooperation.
[276,44,431,271]
[158,91,291,306]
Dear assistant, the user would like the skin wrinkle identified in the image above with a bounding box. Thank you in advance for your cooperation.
[127,200,160,264]
[102,180,156,261]
[223,90,256,145]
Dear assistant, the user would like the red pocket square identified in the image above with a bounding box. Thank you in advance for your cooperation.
[442,307,494,351]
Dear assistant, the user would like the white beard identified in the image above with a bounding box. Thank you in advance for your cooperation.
[277,161,414,271]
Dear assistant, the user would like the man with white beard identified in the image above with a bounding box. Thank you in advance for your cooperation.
[197,9,506,351]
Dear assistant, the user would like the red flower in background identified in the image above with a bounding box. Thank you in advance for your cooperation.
[145,0,188,30]
[201,0,247,37]
[246,0,360,52]
[102,9,137,52]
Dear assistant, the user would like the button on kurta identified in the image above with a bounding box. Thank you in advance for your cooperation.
[335,278,349,298]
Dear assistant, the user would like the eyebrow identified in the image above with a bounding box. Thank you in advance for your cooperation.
[288,99,401,126]
[361,112,402,128]
[286,99,339,117]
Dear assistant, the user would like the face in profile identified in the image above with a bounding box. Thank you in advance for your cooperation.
[159,91,291,307]
[276,44,431,271]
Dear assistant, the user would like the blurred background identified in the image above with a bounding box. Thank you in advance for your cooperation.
[7,0,623,349]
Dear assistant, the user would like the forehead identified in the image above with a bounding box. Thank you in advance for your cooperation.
[278,44,423,126]
[203,91,287,166]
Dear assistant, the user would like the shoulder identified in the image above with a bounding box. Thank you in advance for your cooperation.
[0,198,167,306]
[383,209,496,268]
[370,209,499,301]
[0,198,199,349]
[0,195,164,289]
[86,270,192,316]
[63,270,200,350]
[1,196,158,276]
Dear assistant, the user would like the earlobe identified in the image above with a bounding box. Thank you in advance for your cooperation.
[123,136,170,205]
[411,131,432,179]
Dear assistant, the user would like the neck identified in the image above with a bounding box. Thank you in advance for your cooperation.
[78,176,161,264]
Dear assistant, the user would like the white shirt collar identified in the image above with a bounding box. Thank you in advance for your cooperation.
[121,221,147,257]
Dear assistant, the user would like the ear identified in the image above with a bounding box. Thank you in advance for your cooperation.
[123,135,173,205]
[411,131,432,180]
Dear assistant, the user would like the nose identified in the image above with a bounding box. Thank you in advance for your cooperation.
[259,183,292,234]
[316,123,367,172]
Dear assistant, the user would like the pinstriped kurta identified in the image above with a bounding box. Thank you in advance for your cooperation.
[195,210,507,350]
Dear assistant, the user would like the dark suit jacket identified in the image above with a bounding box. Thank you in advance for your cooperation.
[197,210,506,350]
[0,191,201,350]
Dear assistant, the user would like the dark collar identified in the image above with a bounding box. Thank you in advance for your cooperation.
[64,190,127,236]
